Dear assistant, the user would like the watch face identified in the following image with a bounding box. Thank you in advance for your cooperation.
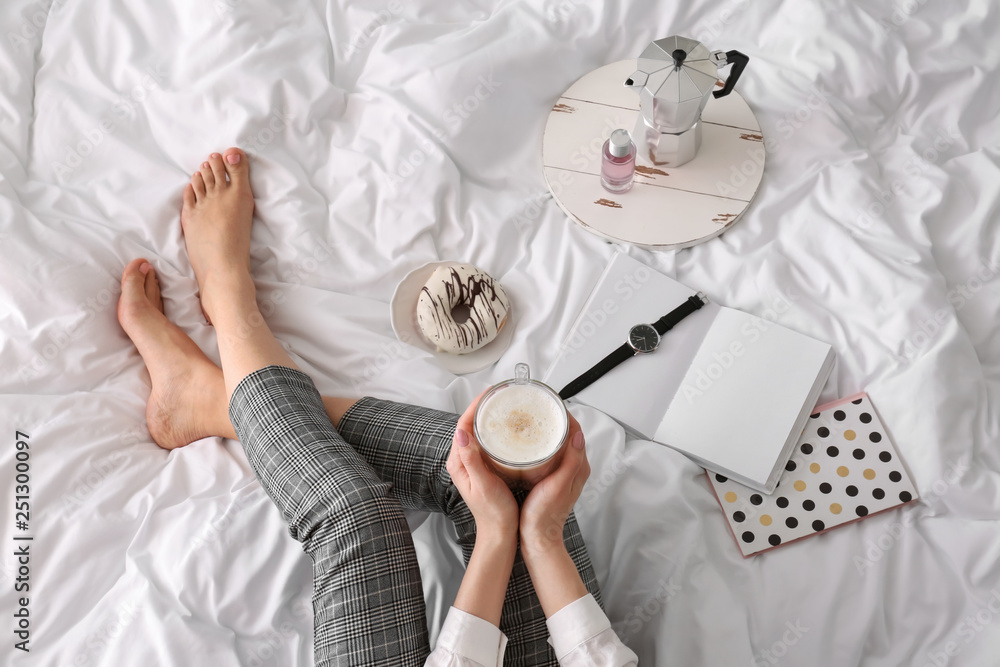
[628,324,660,353]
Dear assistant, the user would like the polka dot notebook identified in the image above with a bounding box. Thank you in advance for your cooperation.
[709,392,918,557]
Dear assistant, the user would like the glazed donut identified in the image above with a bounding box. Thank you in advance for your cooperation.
[416,263,511,354]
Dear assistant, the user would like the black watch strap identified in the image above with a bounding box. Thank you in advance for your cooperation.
[558,342,634,400]
[653,294,707,335]
[557,292,709,401]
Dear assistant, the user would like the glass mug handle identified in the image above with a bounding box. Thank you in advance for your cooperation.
[514,362,530,385]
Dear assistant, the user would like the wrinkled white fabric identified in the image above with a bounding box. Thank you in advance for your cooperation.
[1,0,998,665]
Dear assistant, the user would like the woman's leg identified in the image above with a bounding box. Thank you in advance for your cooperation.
[178,148,430,665]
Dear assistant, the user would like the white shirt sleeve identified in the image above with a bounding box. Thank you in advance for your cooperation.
[424,607,509,667]
[545,594,639,666]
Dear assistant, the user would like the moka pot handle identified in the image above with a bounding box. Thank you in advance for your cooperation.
[713,50,749,99]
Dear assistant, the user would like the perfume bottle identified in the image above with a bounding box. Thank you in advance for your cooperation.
[601,129,636,194]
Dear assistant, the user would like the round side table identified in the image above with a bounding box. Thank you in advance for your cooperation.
[542,59,765,250]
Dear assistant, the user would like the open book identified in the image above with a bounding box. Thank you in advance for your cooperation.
[544,252,835,493]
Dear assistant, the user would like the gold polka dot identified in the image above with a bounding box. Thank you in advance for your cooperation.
[864,468,876,480]
[794,480,806,491]
[810,462,821,474]
[844,430,856,441]
[725,491,738,503]
[837,466,850,477]
[830,503,842,514]
[760,515,772,526]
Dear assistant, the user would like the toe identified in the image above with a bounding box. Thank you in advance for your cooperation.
[141,262,164,313]
[122,258,147,288]
[200,160,216,189]
[192,171,206,199]
[208,153,228,186]
[222,147,249,187]
[183,183,196,209]
[120,258,151,311]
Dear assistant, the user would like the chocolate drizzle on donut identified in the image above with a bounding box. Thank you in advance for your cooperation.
[417,265,510,353]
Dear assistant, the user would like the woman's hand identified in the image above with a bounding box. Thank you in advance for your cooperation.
[448,392,520,626]
[519,412,590,551]
[446,391,520,542]
[517,413,593,618]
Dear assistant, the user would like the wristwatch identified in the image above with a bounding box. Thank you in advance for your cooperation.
[558,292,709,400]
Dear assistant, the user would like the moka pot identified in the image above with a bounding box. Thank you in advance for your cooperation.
[625,36,749,167]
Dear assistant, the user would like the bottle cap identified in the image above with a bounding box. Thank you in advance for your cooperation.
[609,129,632,158]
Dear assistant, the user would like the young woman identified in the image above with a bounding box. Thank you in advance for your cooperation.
[116,146,639,666]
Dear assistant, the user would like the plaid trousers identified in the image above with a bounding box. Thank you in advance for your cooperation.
[229,365,603,667]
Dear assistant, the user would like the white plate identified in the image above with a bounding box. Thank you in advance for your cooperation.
[389,261,515,375]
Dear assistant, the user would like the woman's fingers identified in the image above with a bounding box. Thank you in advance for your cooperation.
[457,430,491,481]
[456,388,491,435]
[452,390,494,490]
[563,413,589,480]
[566,411,582,432]
[524,428,589,512]
[554,430,587,480]
[446,432,470,487]
[448,427,498,493]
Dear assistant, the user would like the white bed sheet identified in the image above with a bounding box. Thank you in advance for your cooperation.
[1,0,998,665]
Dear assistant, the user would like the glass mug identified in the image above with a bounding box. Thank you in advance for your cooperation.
[473,363,570,490]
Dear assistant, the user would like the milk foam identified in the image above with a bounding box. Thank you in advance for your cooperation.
[477,383,567,463]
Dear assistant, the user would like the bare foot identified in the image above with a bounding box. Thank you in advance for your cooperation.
[180,147,255,323]
[117,258,235,449]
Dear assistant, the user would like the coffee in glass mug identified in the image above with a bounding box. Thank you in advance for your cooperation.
[474,363,569,489]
